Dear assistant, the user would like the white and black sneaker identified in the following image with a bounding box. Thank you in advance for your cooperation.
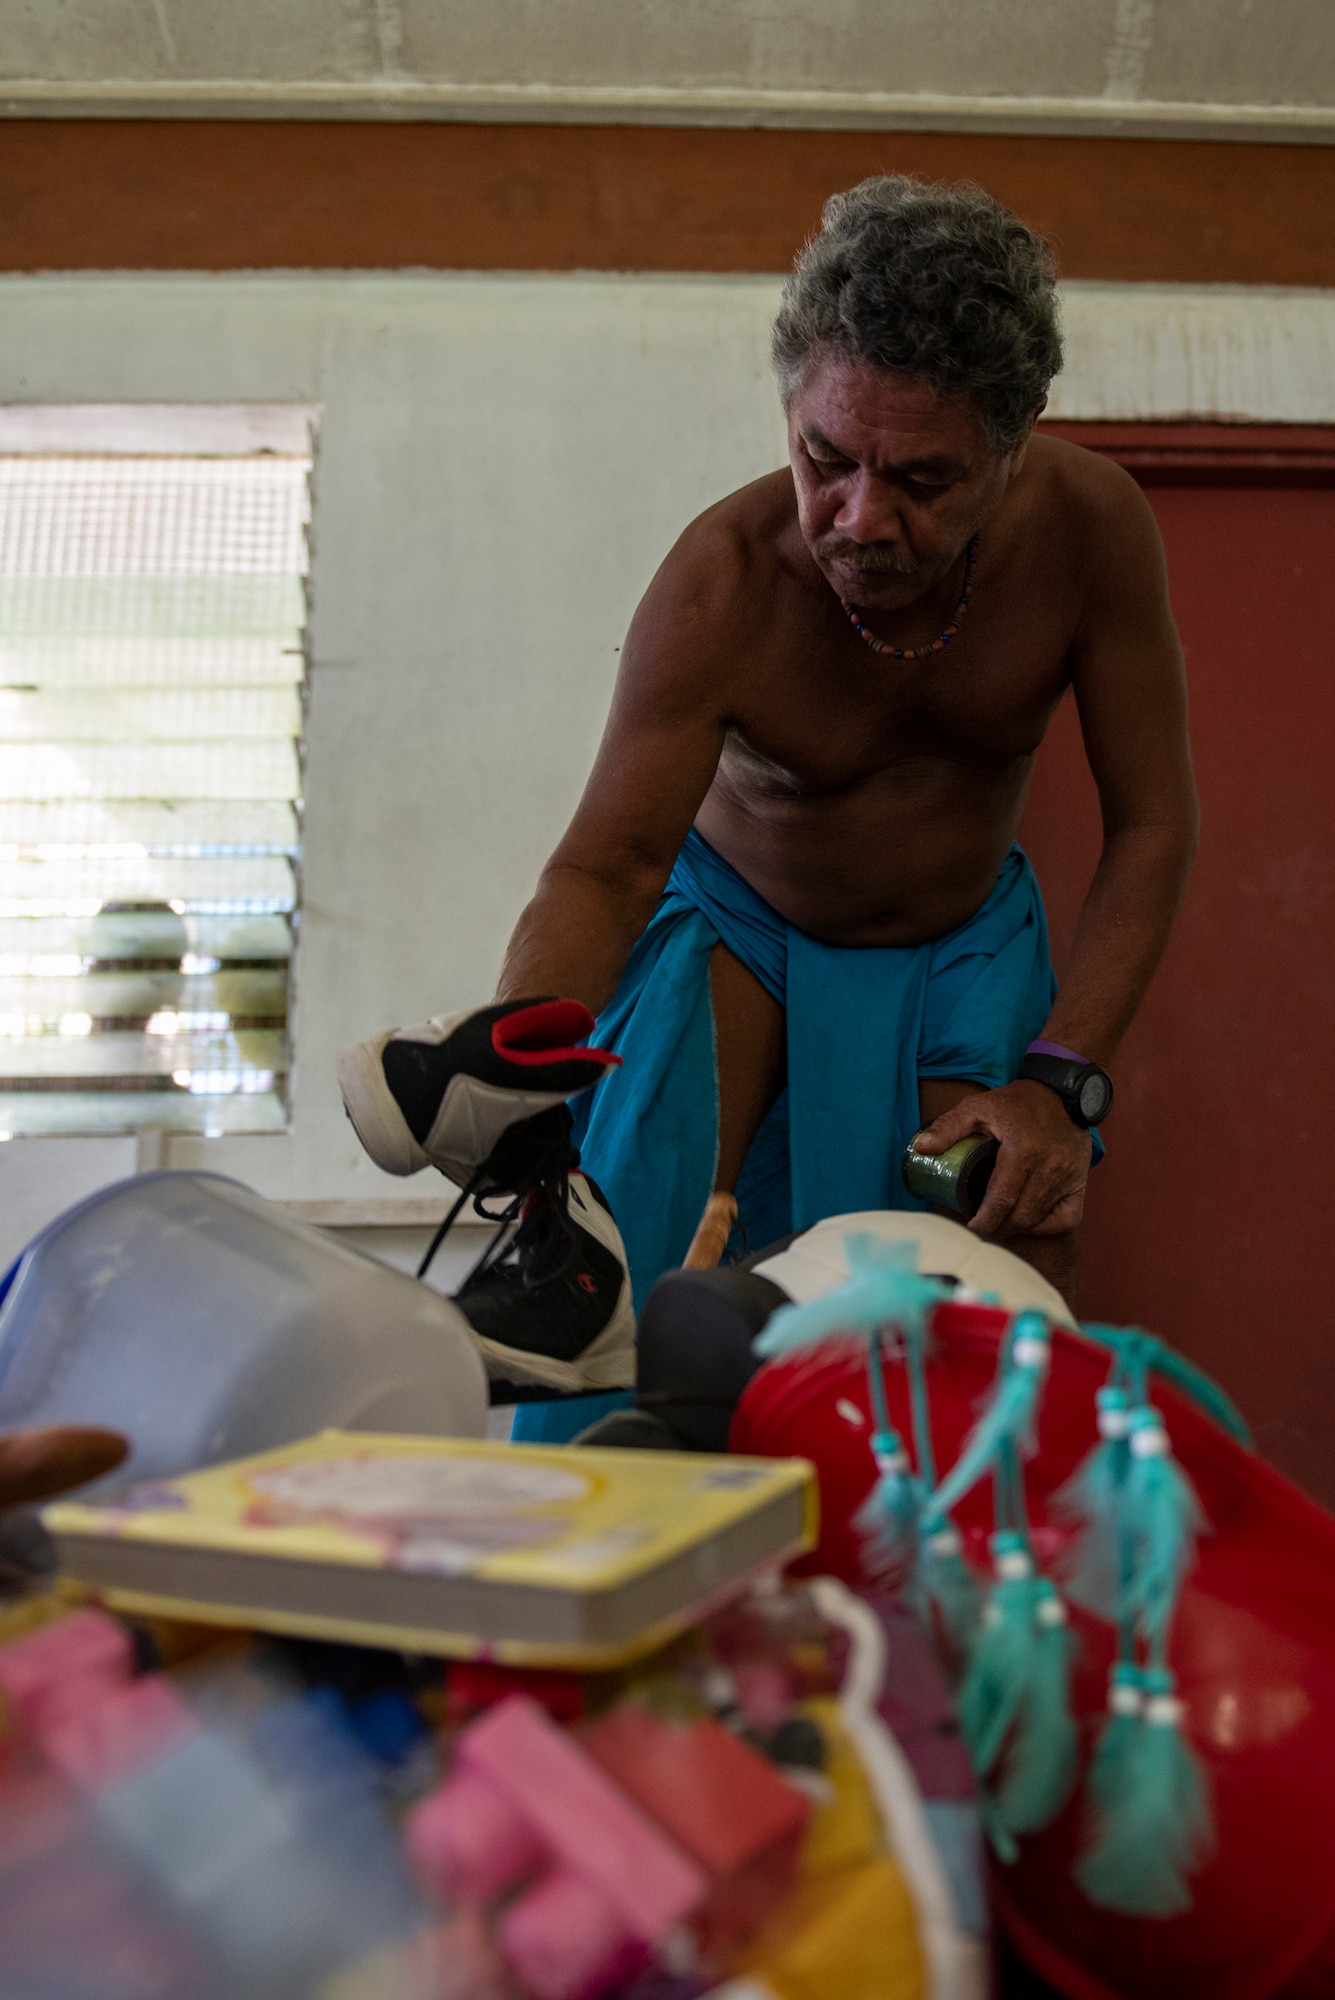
[338,998,633,1393]
[451,1113,635,1394]
[336,997,620,1186]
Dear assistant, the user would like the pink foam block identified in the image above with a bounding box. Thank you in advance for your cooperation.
[0,1611,133,1733]
[460,1696,706,1941]
[582,1701,811,1960]
[42,1674,199,1791]
[499,1860,646,2000]
[582,1702,810,1879]
[405,1764,546,1904]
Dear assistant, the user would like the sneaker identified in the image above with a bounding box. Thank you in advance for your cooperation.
[336,997,620,1184]
[453,1125,635,1394]
[572,1409,679,1450]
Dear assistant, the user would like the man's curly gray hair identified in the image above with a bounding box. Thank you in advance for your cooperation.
[772,176,1062,455]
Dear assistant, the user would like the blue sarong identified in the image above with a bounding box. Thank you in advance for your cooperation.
[572,830,1093,1309]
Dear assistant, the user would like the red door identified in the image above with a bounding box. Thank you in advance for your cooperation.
[1022,424,1335,1507]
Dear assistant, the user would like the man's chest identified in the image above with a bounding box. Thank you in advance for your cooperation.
[723,599,1074,797]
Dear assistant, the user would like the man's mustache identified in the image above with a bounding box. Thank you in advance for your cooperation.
[813,538,919,577]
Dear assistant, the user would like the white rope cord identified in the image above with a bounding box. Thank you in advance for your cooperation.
[809,1575,988,2000]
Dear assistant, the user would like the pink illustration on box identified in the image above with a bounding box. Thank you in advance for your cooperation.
[240,1453,595,1575]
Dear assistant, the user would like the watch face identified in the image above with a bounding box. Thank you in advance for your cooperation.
[1079,1072,1111,1123]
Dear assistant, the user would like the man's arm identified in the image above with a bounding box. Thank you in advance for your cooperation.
[497,518,742,1013]
[918,459,1200,1241]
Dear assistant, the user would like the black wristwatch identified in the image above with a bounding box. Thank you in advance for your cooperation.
[1018,1050,1114,1129]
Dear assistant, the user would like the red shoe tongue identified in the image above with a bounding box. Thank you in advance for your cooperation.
[491,999,620,1070]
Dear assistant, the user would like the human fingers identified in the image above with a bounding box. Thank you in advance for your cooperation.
[0,1426,128,1510]
[910,1093,991,1156]
[967,1142,1032,1237]
[1007,1123,1092,1234]
[1015,1186,1087,1237]
[1007,1156,1082,1235]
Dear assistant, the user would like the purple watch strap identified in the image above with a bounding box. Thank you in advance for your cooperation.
[1026,1038,1091,1066]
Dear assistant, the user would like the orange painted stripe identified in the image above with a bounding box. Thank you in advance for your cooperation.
[1,121,1332,283]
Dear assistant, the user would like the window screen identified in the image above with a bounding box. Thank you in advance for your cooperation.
[0,406,314,1137]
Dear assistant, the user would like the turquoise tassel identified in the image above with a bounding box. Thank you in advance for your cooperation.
[994,1579,1079,1837]
[1120,1407,1206,1647]
[914,1312,1056,1707]
[1086,1662,1147,1816]
[753,1232,950,1359]
[978,1791,1019,1866]
[918,1519,983,1664]
[924,1312,1052,1525]
[754,1233,954,1592]
[856,1428,924,1587]
[958,1532,1041,1783]
[1073,1396,1214,1915]
[1055,1384,1131,1620]
[1080,1324,1252,1447]
[961,1538,1079,1849]
[897,1282,982,1653]
[1078,1668,1213,1916]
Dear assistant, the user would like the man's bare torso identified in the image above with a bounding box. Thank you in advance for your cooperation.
[690,437,1091,947]
[497,260,1195,1284]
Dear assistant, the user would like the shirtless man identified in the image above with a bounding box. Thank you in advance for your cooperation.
[340,176,1197,1393]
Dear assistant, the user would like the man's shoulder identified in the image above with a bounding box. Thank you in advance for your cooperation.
[1021,434,1172,642]
[627,470,798,680]
[666,469,798,591]
[1026,432,1152,529]
[1022,433,1163,589]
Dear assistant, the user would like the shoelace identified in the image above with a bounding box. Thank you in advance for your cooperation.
[462,1156,581,1299]
[415,1113,580,1291]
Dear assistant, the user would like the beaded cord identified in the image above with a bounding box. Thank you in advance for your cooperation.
[842,535,979,660]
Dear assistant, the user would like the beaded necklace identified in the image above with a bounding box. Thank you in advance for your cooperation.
[841,535,979,660]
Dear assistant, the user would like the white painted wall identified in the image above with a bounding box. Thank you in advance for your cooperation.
[2,0,1331,138]
[0,272,788,1255]
[1054,283,1335,422]
[2,271,1333,1260]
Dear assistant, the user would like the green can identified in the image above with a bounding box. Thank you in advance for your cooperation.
[901,1130,1000,1220]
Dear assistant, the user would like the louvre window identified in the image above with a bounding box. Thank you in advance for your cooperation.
[0,406,314,1138]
